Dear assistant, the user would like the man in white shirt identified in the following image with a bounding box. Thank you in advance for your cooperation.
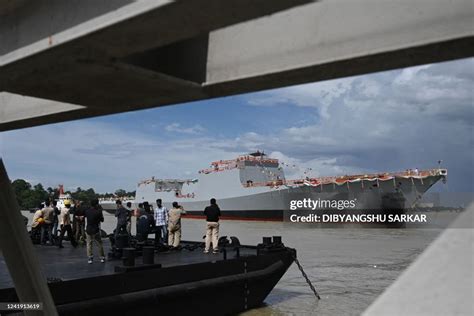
[154,199,168,245]
[41,201,55,245]
[58,201,78,248]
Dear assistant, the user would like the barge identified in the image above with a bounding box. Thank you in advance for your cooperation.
[0,237,295,315]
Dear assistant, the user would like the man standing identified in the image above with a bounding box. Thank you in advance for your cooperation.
[58,201,78,248]
[136,203,155,242]
[135,203,145,235]
[168,202,186,248]
[70,201,77,237]
[136,203,145,217]
[31,205,44,243]
[154,199,168,245]
[114,200,128,239]
[74,201,86,244]
[41,200,54,245]
[125,202,133,235]
[52,201,60,239]
[32,206,44,230]
[203,198,221,254]
[85,199,105,264]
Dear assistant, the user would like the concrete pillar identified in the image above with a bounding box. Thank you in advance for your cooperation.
[0,159,57,316]
[363,204,474,315]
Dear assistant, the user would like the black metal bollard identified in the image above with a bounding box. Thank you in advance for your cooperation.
[262,237,272,245]
[122,248,135,267]
[115,232,130,249]
[143,246,155,265]
[272,236,282,245]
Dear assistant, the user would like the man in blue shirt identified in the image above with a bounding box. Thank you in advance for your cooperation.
[154,199,168,245]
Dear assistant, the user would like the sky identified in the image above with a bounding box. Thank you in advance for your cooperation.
[1,58,473,194]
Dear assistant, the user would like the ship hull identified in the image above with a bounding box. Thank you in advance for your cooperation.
[101,174,444,221]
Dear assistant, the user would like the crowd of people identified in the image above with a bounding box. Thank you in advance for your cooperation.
[115,198,221,253]
[31,198,106,264]
[30,197,222,264]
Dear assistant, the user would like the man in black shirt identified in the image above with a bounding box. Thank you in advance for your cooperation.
[125,202,133,235]
[52,201,60,239]
[74,200,86,243]
[114,200,129,239]
[85,199,105,264]
[136,203,155,242]
[203,198,221,254]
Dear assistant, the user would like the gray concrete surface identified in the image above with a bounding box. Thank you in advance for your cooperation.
[363,204,474,316]
[205,0,474,94]
[1,0,473,131]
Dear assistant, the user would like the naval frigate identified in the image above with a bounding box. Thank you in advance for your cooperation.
[100,151,447,220]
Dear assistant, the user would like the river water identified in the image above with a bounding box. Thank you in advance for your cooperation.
[179,219,442,316]
[16,211,443,315]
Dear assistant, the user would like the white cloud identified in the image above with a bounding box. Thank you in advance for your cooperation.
[247,78,355,119]
[1,121,233,192]
[393,64,431,85]
[165,123,206,134]
[242,59,474,190]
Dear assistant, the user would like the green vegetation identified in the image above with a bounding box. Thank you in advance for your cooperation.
[97,189,136,199]
[67,187,99,205]
[11,179,49,209]
[10,178,135,210]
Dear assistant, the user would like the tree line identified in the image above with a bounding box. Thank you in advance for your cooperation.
[11,179,135,210]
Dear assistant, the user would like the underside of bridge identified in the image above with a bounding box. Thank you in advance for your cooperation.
[1,0,473,131]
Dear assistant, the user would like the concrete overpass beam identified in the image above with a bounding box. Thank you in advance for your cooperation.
[204,0,474,94]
